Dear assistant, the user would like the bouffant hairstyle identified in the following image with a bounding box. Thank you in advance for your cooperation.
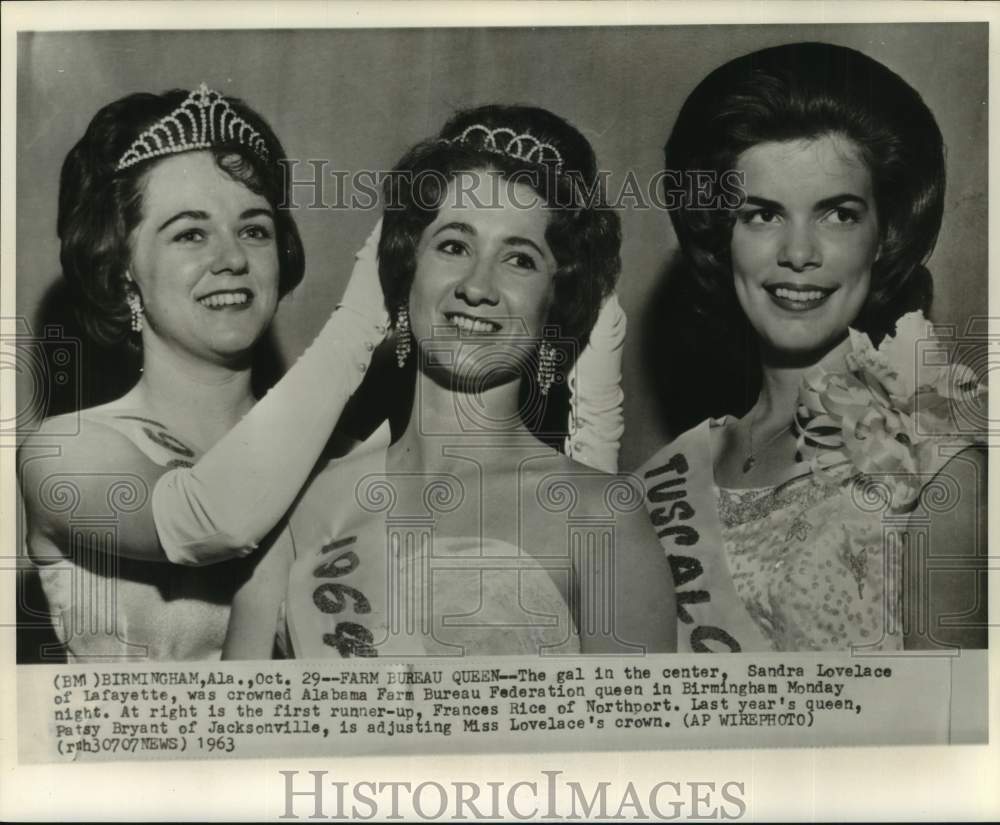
[58,88,304,347]
[665,42,944,341]
[378,104,621,350]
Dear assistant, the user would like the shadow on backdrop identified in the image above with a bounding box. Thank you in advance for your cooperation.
[639,251,760,439]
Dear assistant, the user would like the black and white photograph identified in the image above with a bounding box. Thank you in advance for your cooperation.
[2,1,996,821]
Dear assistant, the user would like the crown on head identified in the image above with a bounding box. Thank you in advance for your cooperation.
[446,124,564,170]
[116,83,271,172]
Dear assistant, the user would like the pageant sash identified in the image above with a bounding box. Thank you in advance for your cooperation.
[286,422,580,659]
[639,420,771,653]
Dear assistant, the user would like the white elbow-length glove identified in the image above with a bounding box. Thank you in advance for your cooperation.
[152,220,389,565]
[564,292,626,474]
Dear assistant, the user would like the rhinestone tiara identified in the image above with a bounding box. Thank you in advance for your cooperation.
[116,83,271,172]
[446,124,564,170]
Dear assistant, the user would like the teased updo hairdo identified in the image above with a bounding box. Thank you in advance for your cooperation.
[58,88,304,348]
[665,42,944,342]
[378,104,621,349]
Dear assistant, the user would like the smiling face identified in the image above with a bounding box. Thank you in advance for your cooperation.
[730,134,881,359]
[127,151,280,364]
[408,170,558,389]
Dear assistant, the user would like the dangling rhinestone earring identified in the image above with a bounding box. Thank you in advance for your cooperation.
[395,303,412,368]
[126,289,144,334]
[537,340,557,396]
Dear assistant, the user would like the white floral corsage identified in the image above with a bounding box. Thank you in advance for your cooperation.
[795,311,987,509]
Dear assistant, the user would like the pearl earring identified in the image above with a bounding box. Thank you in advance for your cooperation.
[395,303,412,368]
[126,290,144,333]
[537,340,557,396]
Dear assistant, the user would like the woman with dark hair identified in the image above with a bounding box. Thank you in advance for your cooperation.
[640,43,986,652]
[225,104,677,658]
[18,84,389,661]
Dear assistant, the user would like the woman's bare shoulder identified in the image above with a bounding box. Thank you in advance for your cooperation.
[18,409,165,504]
[24,408,145,453]
[529,450,648,521]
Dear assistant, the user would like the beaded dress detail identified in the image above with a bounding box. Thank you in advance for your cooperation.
[715,474,902,651]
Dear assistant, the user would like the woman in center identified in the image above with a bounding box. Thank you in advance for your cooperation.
[226,105,676,658]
